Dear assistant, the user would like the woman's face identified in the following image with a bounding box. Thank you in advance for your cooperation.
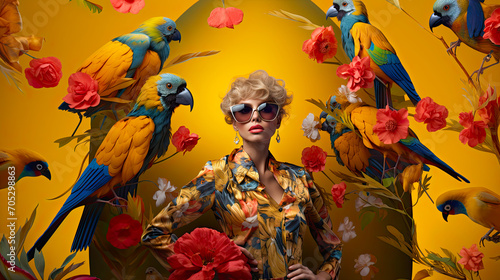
[231,99,281,145]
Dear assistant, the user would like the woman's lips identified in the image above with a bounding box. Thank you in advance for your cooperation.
[249,125,264,133]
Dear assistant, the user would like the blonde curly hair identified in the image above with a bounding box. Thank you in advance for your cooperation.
[220,70,293,124]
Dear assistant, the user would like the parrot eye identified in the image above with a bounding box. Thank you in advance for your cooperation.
[36,164,43,170]
[167,26,173,31]
[166,83,173,89]
[342,2,348,7]
[443,5,450,11]
[444,205,451,211]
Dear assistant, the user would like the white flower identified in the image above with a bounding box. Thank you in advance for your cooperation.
[355,192,386,212]
[338,217,357,242]
[153,177,176,207]
[173,203,189,220]
[242,215,258,229]
[339,85,362,103]
[302,113,321,141]
[354,254,376,277]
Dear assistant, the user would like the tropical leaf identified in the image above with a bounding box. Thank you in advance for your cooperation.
[33,249,45,280]
[426,253,457,269]
[306,98,358,133]
[360,210,375,230]
[49,252,76,280]
[378,236,414,258]
[163,50,220,69]
[53,262,84,280]
[54,128,109,148]
[413,269,432,280]
[18,250,35,278]
[0,253,36,280]
[70,0,103,13]
[15,206,37,255]
[268,10,320,30]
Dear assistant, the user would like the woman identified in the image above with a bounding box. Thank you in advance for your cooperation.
[142,70,342,280]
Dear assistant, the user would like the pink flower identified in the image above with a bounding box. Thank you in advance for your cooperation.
[106,214,143,249]
[354,254,378,279]
[459,112,487,147]
[458,244,484,272]
[414,97,449,132]
[336,56,376,92]
[110,0,145,14]
[483,8,500,45]
[331,182,346,208]
[302,26,338,63]
[171,126,200,154]
[373,105,409,144]
[477,86,499,127]
[301,145,328,173]
[207,7,244,29]
[62,72,100,110]
[24,57,63,88]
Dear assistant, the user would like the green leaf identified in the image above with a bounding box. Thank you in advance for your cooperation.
[49,252,76,280]
[34,249,45,280]
[70,0,103,13]
[15,206,37,255]
[382,177,394,188]
[53,262,84,280]
[426,253,457,269]
[18,250,35,277]
[360,211,376,230]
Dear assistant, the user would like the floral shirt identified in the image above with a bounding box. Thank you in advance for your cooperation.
[142,147,342,279]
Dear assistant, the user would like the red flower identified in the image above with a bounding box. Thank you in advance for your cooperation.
[414,97,449,132]
[106,214,143,249]
[373,105,409,144]
[302,26,338,63]
[24,57,63,88]
[167,227,252,280]
[477,86,499,127]
[207,7,244,29]
[483,8,500,45]
[459,112,487,147]
[110,0,145,14]
[331,182,346,208]
[458,244,484,272]
[171,126,200,154]
[336,56,376,92]
[62,72,100,110]
[301,145,328,173]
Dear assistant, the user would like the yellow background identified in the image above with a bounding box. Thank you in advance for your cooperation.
[1,0,500,279]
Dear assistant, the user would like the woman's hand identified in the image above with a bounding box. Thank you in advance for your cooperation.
[287,264,331,280]
[239,247,259,273]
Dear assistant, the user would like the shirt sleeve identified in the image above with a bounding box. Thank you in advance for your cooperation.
[141,161,216,267]
[303,171,342,280]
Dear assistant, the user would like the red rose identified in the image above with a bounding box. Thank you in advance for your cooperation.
[483,8,500,45]
[414,97,449,132]
[302,26,338,64]
[458,244,484,272]
[477,86,499,127]
[331,182,346,208]
[207,7,244,29]
[62,72,100,110]
[373,105,410,144]
[167,227,252,280]
[110,0,145,14]
[337,56,376,92]
[24,57,63,88]
[106,214,143,249]
[458,111,487,147]
[301,145,328,173]
[171,126,200,154]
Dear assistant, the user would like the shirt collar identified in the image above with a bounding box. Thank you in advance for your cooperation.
[227,147,282,186]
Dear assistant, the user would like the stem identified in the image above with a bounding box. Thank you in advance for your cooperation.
[321,170,336,184]
[154,151,179,164]
[322,61,341,65]
[221,0,225,8]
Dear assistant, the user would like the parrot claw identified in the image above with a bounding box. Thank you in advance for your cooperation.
[479,227,498,247]
[471,51,499,85]
[96,197,128,208]
[446,39,461,56]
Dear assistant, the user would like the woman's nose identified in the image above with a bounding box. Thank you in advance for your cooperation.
[251,109,261,122]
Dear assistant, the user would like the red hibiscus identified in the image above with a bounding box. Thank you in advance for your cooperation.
[24,57,63,88]
[167,227,252,280]
[110,0,145,14]
[477,86,499,127]
[331,182,346,208]
[171,126,200,154]
[483,8,500,45]
[458,244,484,272]
[106,214,143,249]
[301,145,328,173]
[373,105,410,144]
[302,26,338,63]
[207,7,244,29]
[414,97,449,132]
[62,72,100,110]
[337,56,376,92]
[459,111,487,147]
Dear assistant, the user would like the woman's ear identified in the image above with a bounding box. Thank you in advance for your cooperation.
[233,122,238,131]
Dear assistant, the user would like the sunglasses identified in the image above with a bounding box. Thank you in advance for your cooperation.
[230,102,280,123]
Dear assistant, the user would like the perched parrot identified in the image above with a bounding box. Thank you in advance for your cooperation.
[430,0,500,61]
[0,149,51,189]
[27,73,194,260]
[326,0,421,108]
[437,187,500,245]
[59,17,181,134]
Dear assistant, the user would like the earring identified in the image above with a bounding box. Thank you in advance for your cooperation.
[234,132,240,144]
[276,130,281,143]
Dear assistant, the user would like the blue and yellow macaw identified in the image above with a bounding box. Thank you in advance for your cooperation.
[437,187,500,245]
[27,74,193,260]
[326,0,421,108]
[0,148,51,189]
[430,0,500,61]
[59,17,181,133]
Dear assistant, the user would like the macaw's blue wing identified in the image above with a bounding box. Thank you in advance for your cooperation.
[467,0,486,38]
[112,33,151,80]
[399,137,470,183]
[27,159,112,260]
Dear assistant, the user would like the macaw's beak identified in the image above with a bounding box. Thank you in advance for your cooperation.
[326,5,339,19]
[176,87,194,111]
[42,169,51,180]
[429,12,443,31]
[168,29,181,43]
[320,111,328,119]
[442,211,449,222]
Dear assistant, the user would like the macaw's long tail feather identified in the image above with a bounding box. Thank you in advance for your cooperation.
[71,203,105,252]
[379,63,421,106]
[374,79,392,109]
[27,211,70,261]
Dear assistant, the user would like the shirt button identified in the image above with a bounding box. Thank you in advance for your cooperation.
[278,207,283,212]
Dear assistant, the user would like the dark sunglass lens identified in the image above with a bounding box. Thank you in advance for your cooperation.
[259,103,278,120]
[232,104,253,122]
